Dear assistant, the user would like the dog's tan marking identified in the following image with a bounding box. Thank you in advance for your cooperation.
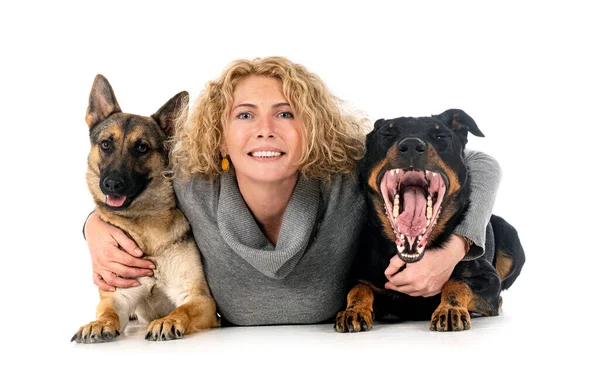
[429,199,457,243]
[430,280,473,331]
[335,283,375,333]
[495,249,513,281]
[98,125,124,145]
[425,146,460,195]
[367,158,387,194]
[146,284,219,338]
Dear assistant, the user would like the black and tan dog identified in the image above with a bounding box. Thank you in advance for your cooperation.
[71,75,218,343]
[335,109,525,332]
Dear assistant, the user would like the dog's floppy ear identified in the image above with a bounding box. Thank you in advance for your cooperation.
[86,74,122,129]
[435,109,484,145]
[152,91,189,137]
[373,118,387,131]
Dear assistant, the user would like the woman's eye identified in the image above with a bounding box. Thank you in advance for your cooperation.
[237,112,252,120]
[100,140,111,150]
[137,143,149,153]
[278,112,293,119]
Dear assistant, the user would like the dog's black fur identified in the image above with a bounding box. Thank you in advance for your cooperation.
[335,109,525,332]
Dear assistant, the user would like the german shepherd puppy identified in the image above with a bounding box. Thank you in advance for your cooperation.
[335,109,525,332]
[71,75,218,343]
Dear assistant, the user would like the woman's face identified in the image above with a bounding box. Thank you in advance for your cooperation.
[223,75,305,186]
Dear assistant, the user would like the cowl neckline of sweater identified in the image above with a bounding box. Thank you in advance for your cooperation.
[217,172,320,279]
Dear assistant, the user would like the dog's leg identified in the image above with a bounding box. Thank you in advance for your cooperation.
[430,259,501,332]
[334,283,375,333]
[72,285,149,343]
[71,293,129,343]
[145,285,218,341]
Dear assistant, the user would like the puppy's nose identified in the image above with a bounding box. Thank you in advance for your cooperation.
[103,177,125,192]
[398,137,427,155]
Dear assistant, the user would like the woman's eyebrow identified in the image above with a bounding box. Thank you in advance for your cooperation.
[272,102,291,109]
[233,103,257,110]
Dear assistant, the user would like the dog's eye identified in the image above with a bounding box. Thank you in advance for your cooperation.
[100,140,111,150]
[137,143,149,153]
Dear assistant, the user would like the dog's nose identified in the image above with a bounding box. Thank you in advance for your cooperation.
[103,177,125,192]
[398,137,427,155]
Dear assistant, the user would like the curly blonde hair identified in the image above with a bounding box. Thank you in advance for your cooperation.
[170,56,370,182]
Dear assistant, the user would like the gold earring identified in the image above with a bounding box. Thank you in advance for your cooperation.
[221,155,230,172]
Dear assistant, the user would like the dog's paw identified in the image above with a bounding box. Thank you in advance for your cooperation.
[430,306,471,332]
[71,321,120,343]
[334,309,373,333]
[145,317,185,341]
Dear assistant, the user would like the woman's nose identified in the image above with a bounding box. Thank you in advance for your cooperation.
[256,116,276,138]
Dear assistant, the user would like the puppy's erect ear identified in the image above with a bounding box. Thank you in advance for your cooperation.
[86,74,121,129]
[435,109,484,145]
[152,91,189,137]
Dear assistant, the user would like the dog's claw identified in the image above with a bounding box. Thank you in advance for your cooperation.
[334,309,373,333]
[430,306,470,332]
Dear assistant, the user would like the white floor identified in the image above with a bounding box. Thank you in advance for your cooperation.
[10,289,592,381]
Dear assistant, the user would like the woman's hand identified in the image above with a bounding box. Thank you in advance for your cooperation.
[383,234,469,297]
[85,212,155,291]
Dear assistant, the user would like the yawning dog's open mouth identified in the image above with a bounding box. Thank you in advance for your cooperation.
[380,168,447,262]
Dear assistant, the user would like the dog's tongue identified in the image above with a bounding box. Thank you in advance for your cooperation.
[107,195,126,207]
[398,186,427,236]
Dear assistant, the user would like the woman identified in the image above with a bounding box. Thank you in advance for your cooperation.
[84,57,501,326]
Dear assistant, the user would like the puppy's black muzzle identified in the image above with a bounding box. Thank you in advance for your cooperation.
[100,170,133,196]
[397,137,427,168]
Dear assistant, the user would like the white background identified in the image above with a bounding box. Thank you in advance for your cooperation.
[1,1,598,379]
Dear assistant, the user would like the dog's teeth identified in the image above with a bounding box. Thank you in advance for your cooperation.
[426,219,430,227]
[422,228,427,234]
[400,234,405,241]
[417,246,424,254]
[393,194,400,217]
[427,206,433,219]
[418,235,423,241]
[427,196,432,207]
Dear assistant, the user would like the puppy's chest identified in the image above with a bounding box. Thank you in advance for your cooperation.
[141,249,179,286]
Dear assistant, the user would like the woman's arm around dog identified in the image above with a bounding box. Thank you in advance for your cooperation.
[85,212,155,291]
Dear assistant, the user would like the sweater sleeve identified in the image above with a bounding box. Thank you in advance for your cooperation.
[453,149,502,260]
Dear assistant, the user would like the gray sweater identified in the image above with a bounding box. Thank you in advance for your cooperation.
[173,149,501,326]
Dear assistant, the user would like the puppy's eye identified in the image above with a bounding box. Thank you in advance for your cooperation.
[100,140,111,150]
[137,143,149,153]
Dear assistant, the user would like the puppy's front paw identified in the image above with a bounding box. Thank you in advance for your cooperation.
[146,317,185,341]
[71,320,120,343]
[430,306,471,332]
[334,309,373,333]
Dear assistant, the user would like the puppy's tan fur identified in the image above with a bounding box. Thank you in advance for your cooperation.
[72,75,218,343]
